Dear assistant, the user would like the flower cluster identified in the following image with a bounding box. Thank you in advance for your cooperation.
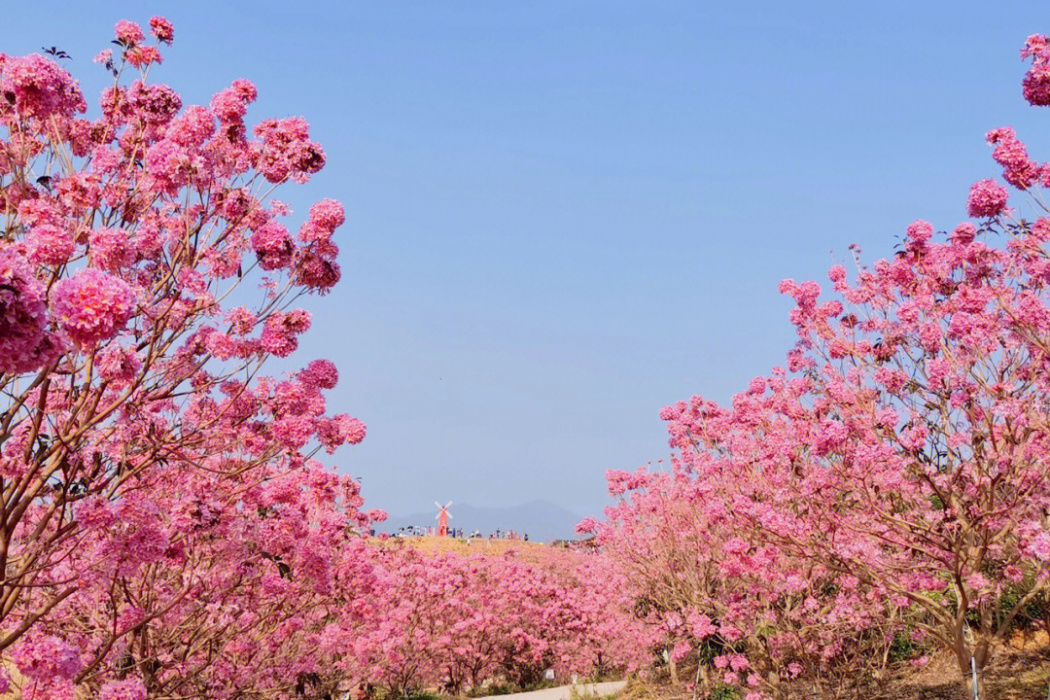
[0,248,62,373]
[986,126,1041,188]
[0,53,86,121]
[967,178,1009,217]
[50,268,135,347]
[1022,33,1050,106]
[299,198,345,243]
[9,634,80,681]
[253,116,326,183]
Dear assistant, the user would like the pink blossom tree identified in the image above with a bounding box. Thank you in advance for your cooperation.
[591,32,1050,699]
[0,18,374,694]
[588,467,902,699]
[351,544,652,698]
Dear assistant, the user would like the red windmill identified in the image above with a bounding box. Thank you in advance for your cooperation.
[434,501,453,537]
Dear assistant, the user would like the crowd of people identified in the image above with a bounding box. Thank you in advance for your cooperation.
[391,526,530,541]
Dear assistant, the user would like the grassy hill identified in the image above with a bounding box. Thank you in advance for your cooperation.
[371,535,564,562]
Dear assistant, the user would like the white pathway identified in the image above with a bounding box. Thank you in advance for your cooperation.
[474,681,627,700]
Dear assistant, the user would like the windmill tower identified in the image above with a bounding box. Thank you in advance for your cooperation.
[435,501,453,537]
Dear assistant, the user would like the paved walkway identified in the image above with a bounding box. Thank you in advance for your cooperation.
[474,680,627,700]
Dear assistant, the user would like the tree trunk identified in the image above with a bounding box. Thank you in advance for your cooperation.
[954,645,989,699]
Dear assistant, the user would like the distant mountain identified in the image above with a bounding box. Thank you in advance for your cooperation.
[377,500,583,543]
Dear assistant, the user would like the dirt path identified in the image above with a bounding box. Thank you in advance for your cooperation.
[474,680,627,700]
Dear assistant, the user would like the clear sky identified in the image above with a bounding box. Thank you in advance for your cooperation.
[7,1,1050,519]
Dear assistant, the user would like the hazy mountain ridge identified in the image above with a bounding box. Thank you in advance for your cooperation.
[378,500,583,543]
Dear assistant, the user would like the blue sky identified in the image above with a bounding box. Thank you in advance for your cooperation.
[8,1,1050,519]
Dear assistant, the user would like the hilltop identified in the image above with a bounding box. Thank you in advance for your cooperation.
[378,500,584,543]
[371,535,569,563]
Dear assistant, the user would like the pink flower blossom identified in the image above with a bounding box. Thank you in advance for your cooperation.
[575,517,598,534]
[10,634,81,680]
[317,414,366,453]
[211,85,249,122]
[729,654,750,671]
[50,268,135,347]
[670,640,691,662]
[226,306,258,335]
[233,78,257,103]
[299,198,345,242]
[128,81,181,124]
[0,54,86,120]
[166,105,216,147]
[986,126,1040,188]
[100,677,146,700]
[294,250,341,292]
[967,179,1009,217]
[1022,34,1050,106]
[251,220,295,270]
[949,222,977,245]
[300,359,339,389]
[906,219,933,244]
[149,16,174,44]
[687,611,716,639]
[26,224,75,265]
[89,226,135,271]
[96,343,141,384]
[260,321,298,357]
[254,117,326,183]
[114,20,144,45]
[1030,532,1050,561]
[0,247,62,373]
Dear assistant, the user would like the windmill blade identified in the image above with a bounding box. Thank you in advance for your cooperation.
[435,501,443,510]
[445,501,453,509]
